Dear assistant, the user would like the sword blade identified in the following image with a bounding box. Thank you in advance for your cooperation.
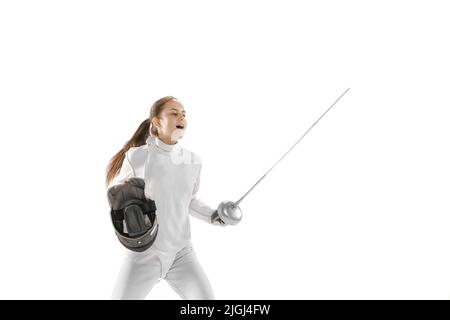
[234,88,350,206]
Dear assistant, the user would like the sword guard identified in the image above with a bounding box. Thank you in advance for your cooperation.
[217,200,242,226]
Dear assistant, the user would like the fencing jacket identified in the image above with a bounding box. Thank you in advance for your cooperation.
[108,136,218,254]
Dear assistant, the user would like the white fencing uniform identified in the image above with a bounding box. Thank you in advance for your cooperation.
[109,136,221,300]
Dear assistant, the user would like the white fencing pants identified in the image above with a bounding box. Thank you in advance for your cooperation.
[111,243,215,300]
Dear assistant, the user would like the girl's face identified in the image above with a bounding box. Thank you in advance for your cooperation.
[152,99,187,144]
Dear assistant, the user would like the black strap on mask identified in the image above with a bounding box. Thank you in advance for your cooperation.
[111,200,156,237]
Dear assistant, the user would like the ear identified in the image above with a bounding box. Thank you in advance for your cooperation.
[151,117,160,128]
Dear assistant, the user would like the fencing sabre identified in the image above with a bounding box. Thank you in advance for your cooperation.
[217,88,351,225]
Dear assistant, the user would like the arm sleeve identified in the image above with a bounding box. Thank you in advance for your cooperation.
[107,152,135,189]
[188,165,217,224]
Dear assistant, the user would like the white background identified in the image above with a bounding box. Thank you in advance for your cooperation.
[0,0,449,299]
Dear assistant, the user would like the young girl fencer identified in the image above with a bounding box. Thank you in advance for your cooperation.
[105,96,230,300]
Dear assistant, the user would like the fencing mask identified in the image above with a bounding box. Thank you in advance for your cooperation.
[107,177,158,252]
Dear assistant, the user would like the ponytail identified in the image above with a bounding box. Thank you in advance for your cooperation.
[105,118,150,187]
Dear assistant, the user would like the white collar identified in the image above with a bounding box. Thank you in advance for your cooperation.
[146,136,181,153]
